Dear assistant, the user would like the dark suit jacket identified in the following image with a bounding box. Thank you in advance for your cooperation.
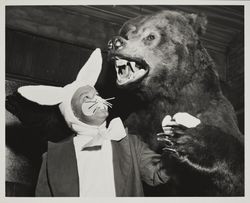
[35,134,169,197]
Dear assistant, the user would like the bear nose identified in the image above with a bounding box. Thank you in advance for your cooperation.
[107,40,113,50]
[108,37,125,50]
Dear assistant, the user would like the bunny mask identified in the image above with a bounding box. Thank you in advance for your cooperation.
[18,48,127,147]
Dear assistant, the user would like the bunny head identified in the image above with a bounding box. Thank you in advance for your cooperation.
[68,85,111,126]
[18,48,111,127]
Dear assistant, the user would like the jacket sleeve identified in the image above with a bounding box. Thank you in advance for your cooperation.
[131,135,170,186]
[35,152,53,196]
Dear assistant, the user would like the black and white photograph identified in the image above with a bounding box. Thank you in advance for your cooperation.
[3,0,248,200]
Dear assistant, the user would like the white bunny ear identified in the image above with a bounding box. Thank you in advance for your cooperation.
[18,85,65,105]
[76,48,102,86]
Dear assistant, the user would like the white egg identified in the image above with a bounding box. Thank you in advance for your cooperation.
[173,112,201,128]
[162,115,172,127]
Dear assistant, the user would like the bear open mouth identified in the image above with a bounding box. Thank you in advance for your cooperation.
[115,57,149,86]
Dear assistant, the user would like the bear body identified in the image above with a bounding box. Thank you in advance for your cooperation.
[108,10,244,196]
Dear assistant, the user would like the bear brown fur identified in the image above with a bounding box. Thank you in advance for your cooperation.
[107,10,244,196]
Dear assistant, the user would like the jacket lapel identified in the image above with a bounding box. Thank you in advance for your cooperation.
[47,138,79,197]
[46,136,132,197]
[112,136,132,197]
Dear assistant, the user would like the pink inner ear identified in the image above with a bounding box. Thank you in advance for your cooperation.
[18,85,64,105]
[76,48,103,86]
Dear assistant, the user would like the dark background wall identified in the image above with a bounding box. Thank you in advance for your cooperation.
[5,5,244,196]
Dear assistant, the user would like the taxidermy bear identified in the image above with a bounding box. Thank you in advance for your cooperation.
[6,10,244,196]
[107,10,244,196]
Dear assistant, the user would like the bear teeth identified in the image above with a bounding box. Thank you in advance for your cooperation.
[129,62,136,72]
[116,58,127,66]
[115,59,140,73]
[115,58,147,84]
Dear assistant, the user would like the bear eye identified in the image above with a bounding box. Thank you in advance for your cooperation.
[146,34,155,41]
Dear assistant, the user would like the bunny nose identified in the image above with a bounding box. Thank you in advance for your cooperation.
[108,37,125,50]
[85,92,95,100]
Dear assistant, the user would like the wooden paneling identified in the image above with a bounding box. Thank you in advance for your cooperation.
[227,32,244,106]
[6,6,120,51]
[6,29,114,87]
[83,5,244,53]
[6,5,244,54]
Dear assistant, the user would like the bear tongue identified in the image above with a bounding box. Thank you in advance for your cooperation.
[134,69,146,78]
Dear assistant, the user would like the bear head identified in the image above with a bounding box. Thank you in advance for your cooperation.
[108,10,219,103]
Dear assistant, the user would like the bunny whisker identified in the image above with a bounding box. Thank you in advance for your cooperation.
[103,100,112,105]
[104,102,112,107]
[105,104,112,108]
[103,101,112,107]
[104,97,115,101]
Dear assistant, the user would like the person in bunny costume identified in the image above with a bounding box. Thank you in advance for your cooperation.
[18,48,173,197]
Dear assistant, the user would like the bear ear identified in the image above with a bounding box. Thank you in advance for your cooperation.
[186,13,208,35]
